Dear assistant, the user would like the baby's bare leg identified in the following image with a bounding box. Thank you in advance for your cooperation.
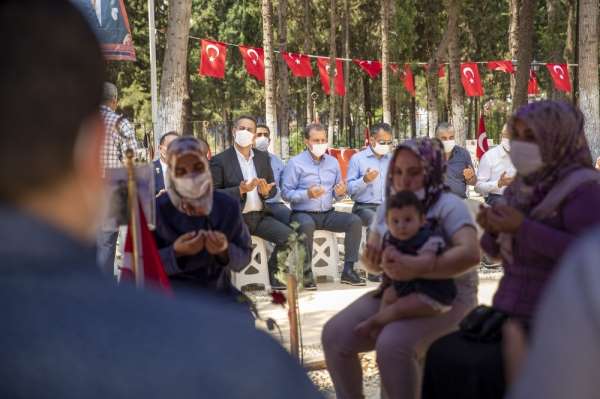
[355,287,399,338]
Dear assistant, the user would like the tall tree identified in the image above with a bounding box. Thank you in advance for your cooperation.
[277,0,290,158]
[303,0,313,124]
[342,0,351,143]
[446,0,465,145]
[262,0,277,142]
[545,0,565,100]
[327,0,337,147]
[564,0,577,99]
[579,0,600,159]
[508,0,520,106]
[381,0,391,124]
[156,0,193,138]
[512,0,535,112]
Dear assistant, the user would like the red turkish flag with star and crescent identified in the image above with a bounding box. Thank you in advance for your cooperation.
[239,46,265,82]
[282,52,313,77]
[199,39,227,79]
[353,59,383,78]
[401,64,416,97]
[422,64,446,78]
[487,60,515,74]
[317,58,346,96]
[476,114,489,160]
[460,63,484,97]
[528,70,540,96]
[546,63,572,93]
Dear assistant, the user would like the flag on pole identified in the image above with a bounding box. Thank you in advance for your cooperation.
[401,64,416,97]
[461,63,484,97]
[239,46,265,82]
[121,199,171,294]
[546,63,572,93]
[198,39,227,79]
[316,58,346,96]
[282,52,313,77]
[528,70,540,96]
[476,115,489,160]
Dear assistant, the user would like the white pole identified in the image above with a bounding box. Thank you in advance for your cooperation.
[148,0,159,157]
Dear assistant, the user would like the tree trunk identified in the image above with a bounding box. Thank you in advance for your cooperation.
[277,0,290,158]
[579,0,600,159]
[381,0,391,124]
[342,0,350,145]
[512,0,535,112]
[446,0,465,146]
[509,0,520,108]
[156,0,192,138]
[564,0,577,99]
[410,96,417,138]
[303,0,313,124]
[327,0,337,147]
[546,0,565,100]
[262,0,278,143]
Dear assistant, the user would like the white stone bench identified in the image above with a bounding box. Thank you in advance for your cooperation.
[231,235,271,291]
[312,230,340,282]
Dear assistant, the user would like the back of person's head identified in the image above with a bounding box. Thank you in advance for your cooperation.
[0,0,104,203]
[386,191,425,216]
[102,82,118,104]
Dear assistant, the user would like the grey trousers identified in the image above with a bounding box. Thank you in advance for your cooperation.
[96,229,119,276]
[265,202,292,225]
[352,203,380,229]
[291,210,362,268]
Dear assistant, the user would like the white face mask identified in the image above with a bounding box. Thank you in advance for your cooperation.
[173,172,211,199]
[414,188,426,200]
[442,139,456,153]
[255,136,270,152]
[509,141,544,176]
[372,143,390,156]
[310,143,328,158]
[501,138,510,151]
[234,129,254,148]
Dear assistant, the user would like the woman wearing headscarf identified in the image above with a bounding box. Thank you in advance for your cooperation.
[154,136,252,299]
[422,101,600,399]
[322,138,480,399]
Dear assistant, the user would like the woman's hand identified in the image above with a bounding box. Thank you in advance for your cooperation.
[173,230,205,257]
[477,205,497,234]
[381,246,435,281]
[361,233,383,273]
[487,204,525,234]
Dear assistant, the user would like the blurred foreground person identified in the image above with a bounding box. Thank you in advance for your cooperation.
[0,2,322,398]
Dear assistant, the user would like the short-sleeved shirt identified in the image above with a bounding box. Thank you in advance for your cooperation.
[371,192,479,304]
[445,146,473,199]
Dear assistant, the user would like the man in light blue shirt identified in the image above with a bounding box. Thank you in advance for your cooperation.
[347,122,392,227]
[282,124,365,286]
[255,124,291,225]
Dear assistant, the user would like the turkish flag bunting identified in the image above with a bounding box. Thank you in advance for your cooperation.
[460,63,484,97]
[528,70,540,95]
[120,199,172,294]
[282,52,313,77]
[546,63,572,93]
[476,114,489,160]
[239,46,265,82]
[317,58,346,96]
[400,64,416,97]
[199,39,227,79]
[487,60,515,74]
[353,59,383,78]
[423,64,446,78]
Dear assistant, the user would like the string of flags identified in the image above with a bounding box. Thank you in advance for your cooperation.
[197,38,573,98]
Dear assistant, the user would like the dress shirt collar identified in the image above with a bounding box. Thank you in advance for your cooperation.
[235,146,254,163]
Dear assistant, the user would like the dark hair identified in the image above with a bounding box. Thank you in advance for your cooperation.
[370,122,392,136]
[196,137,210,156]
[234,115,257,128]
[159,131,179,146]
[0,0,104,201]
[386,191,425,215]
[256,124,270,136]
[304,123,326,139]
[435,122,454,136]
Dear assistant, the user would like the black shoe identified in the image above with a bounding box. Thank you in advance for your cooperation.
[341,270,367,286]
[270,276,287,291]
[367,273,382,283]
[303,278,318,291]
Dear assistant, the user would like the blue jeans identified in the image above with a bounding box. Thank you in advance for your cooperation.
[96,229,118,276]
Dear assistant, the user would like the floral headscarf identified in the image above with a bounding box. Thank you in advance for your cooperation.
[504,100,593,214]
[385,137,449,212]
[165,136,214,216]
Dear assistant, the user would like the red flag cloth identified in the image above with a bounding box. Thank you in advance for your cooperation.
[422,64,446,78]
[239,46,265,82]
[546,63,572,93]
[528,70,540,95]
[317,57,346,96]
[353,59,383,78]
[487,60,515,74]
[401,64,416,97]
[460,63,484,97]
[282,52,313,77]
[121,201,171,294]
[389,63,399,74]
[198,39,227,79]
[476,115,489,160]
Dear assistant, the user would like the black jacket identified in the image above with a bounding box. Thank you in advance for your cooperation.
[210,146,277,208]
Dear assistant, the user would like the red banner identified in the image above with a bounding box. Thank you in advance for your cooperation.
[476,115,489,160]
[401,65,416,97]
[460,63,484,97]
[198,39,227,79]
[546,63,572,93]
[317,58,346,96]
[353,59,383,78]
[239,46,265,82]
[487,60,515,74]
[528,70,540,96]
[282,52,313,77]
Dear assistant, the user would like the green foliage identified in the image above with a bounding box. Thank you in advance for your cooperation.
[275,222,307,290]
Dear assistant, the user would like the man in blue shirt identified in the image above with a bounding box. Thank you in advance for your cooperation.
[282,124,365,286]
[254,124,291,225]
[347,122,392,227]
[436,122,476,198]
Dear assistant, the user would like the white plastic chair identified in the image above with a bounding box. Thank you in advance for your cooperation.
[311,230,340,282]
[232,236,271,291]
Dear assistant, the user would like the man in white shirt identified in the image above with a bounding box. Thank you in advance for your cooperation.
[154,131,179,195]
[475,125,516,206]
